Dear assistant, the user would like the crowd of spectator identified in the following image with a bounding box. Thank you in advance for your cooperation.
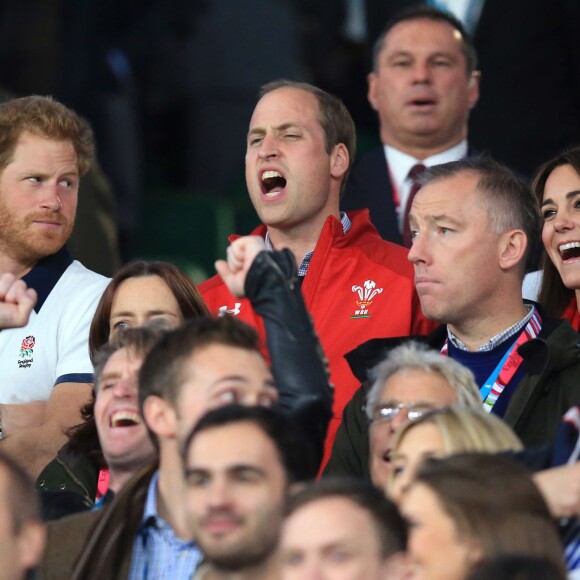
[0,3,580,580]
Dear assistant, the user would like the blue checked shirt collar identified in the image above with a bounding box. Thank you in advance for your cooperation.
[129,471,203,580]
[447,304,535,352]
[141,470,161,522]
[264,212,351,276]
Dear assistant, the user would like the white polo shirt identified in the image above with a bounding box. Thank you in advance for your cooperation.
[0,248,109,404]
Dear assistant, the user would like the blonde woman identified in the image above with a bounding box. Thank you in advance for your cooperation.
[387,406,523,502]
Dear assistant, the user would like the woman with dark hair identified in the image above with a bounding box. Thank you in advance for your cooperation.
[88,260,208,361]
[36,261,208,512]
[400,454,566,580]
[533,146,580,329]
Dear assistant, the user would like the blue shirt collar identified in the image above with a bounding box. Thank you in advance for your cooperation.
[140,470,199,547]
[447,304,535,352]
[142,470,161,525]
[21,246,73,313]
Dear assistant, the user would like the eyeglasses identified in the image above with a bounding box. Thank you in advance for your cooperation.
[370,402,436,424]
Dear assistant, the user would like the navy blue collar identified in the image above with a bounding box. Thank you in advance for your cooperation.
[22,247,74,313]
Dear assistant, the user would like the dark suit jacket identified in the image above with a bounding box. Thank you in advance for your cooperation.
[341,146,403,244]
[341,145,472,244]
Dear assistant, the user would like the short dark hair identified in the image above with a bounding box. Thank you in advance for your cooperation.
[259,80,356,189]
[0,95,94,176]
[89,259,209,363]
[532,147,580,317]
[286,477,407,558]
[372,5,478,74]
[138,315,262,409]
[182,404,318,483]
[419,156,542,273]
[0,451,41,534]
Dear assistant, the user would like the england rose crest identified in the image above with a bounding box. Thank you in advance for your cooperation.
[19,335,35,358]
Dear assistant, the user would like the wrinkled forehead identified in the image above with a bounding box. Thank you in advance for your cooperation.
[106,346,143,374]
[413,172,486,215]
[381,17,466,57]
[250,87,322,128]
[95,346,142,391]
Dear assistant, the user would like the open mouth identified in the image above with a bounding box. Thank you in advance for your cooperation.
[383,449,391,463]
[559,241,580,261]
[409,97,436,108]
[261,170,287,197]
[110,410,142,428]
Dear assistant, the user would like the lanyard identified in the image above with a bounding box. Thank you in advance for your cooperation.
[441,308,542,411]
[96,468,110,501]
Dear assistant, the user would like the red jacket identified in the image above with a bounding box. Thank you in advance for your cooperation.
[562,299,580,332]
[198,210,435,468]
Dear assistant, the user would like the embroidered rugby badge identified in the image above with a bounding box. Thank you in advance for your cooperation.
[350,280,383,319]
[218,303,242,317]
[18,335,35,368]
